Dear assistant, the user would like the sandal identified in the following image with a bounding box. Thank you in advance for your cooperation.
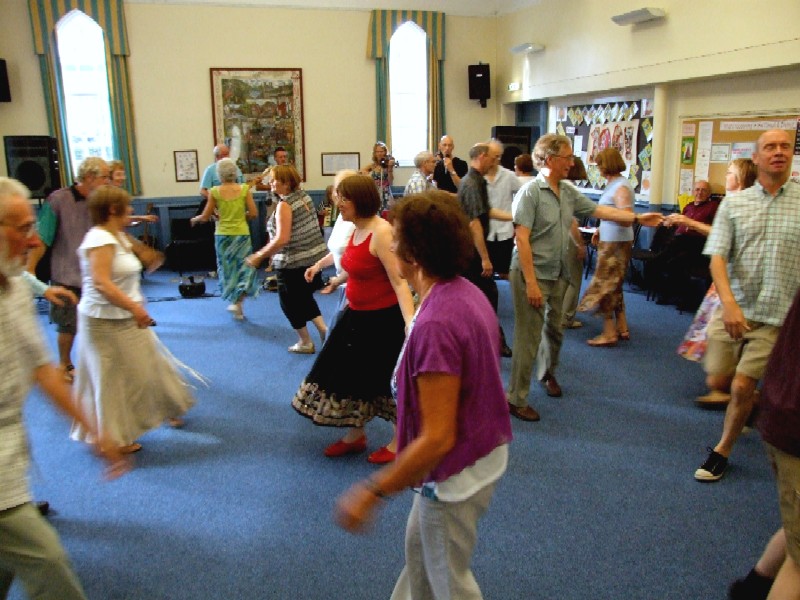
[617,331,631,341]
[587,336,618,347]
[288,342,315,354]
[63,364,75,383]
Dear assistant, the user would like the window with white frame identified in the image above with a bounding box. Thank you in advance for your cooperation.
[56,10,115,171]
[389,22,428,166]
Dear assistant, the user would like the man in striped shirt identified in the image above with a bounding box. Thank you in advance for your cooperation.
[0,177,126,597]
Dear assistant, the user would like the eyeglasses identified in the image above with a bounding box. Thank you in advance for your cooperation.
[0,220,38,239]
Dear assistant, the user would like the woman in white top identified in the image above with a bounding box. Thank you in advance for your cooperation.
[70,186,195,454]
[303,169,357,323]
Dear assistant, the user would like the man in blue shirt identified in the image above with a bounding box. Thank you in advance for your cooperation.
[199,144,243,200]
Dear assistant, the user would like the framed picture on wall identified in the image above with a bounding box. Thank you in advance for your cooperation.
[321,152,360,176]
[174,150,199,182]
[210,68,306,180]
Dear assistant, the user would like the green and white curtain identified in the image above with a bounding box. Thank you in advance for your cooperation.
[28,0,141,194]
[366,10,446,152]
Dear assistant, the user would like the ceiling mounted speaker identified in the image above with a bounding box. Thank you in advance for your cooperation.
[611,7,666,25]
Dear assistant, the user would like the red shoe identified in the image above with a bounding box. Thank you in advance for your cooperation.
[324,436,367,457]
[367,446,396,464]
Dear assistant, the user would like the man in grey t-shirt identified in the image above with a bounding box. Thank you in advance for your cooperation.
[507,134,662,421]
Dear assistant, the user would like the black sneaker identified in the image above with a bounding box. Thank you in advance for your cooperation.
[695,447,728,482]
[728,568,774,600]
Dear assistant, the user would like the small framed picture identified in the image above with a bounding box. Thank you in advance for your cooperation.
[174,150,199,182]
[321,152,360,176]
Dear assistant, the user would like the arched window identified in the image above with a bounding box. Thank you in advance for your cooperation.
[56,10,116,170]
[366,10,446,160]
[27,0,140,193]
[388,22,427,165]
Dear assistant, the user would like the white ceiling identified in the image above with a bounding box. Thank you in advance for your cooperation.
[125,0,543,18]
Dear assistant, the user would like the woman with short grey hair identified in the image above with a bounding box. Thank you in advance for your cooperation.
[191,157,258,320]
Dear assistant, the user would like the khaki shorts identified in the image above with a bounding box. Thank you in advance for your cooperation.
[765,443,800,565]
[703,308,778,381]
[48,283,81,335]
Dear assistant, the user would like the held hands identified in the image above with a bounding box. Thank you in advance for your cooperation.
[637,212,665,227]
[663,213,687,228]
[320,277,340,295]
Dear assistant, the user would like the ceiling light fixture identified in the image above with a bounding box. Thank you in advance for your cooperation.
[611,7,666,26]
[510,42,545,55]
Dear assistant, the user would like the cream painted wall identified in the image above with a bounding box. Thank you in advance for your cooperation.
[495,0,800,205]
[497,0,800,102]
[0,0,49,138]
[439,16,499,152]
[0,2,497,196]
[3,0,798,203]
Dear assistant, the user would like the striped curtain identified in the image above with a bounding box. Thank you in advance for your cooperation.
[27,0,141,194]
[366,10,446,151]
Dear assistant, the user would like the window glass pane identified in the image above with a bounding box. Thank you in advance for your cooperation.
[389,23,427,166]
[56,11,115,175]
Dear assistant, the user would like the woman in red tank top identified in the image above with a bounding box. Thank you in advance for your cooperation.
[291,175,414,464]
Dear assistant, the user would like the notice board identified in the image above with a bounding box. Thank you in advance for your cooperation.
[677,114,799,196]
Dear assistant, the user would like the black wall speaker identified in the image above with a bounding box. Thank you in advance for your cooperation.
[0,60,10,102]
[468,64,490,106]
[3,136,61,199]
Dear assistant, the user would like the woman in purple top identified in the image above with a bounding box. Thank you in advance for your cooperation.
[335,190,512,599]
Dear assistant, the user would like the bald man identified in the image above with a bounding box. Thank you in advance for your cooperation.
[654,179,719,308]
[695,129,800,482]
[432,135,468,193]
[200,144,243,200]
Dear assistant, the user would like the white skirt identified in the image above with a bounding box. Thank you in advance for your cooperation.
[70,313,197,446]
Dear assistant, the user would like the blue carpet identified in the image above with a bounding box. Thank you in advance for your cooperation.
[15,272,779,599]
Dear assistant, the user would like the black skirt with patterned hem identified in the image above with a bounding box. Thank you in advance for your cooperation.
[291,303,405,427]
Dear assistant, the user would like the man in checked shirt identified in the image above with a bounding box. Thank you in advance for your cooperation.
[694,129,800,482]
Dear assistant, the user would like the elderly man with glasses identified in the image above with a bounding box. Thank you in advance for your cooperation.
[652,179,721,309]
[0,176,127,600]
[506,134,662,422]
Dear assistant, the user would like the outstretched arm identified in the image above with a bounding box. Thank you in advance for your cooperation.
[35,363,129,479]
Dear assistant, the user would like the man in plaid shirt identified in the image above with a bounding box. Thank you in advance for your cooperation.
[694,129,800,482]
